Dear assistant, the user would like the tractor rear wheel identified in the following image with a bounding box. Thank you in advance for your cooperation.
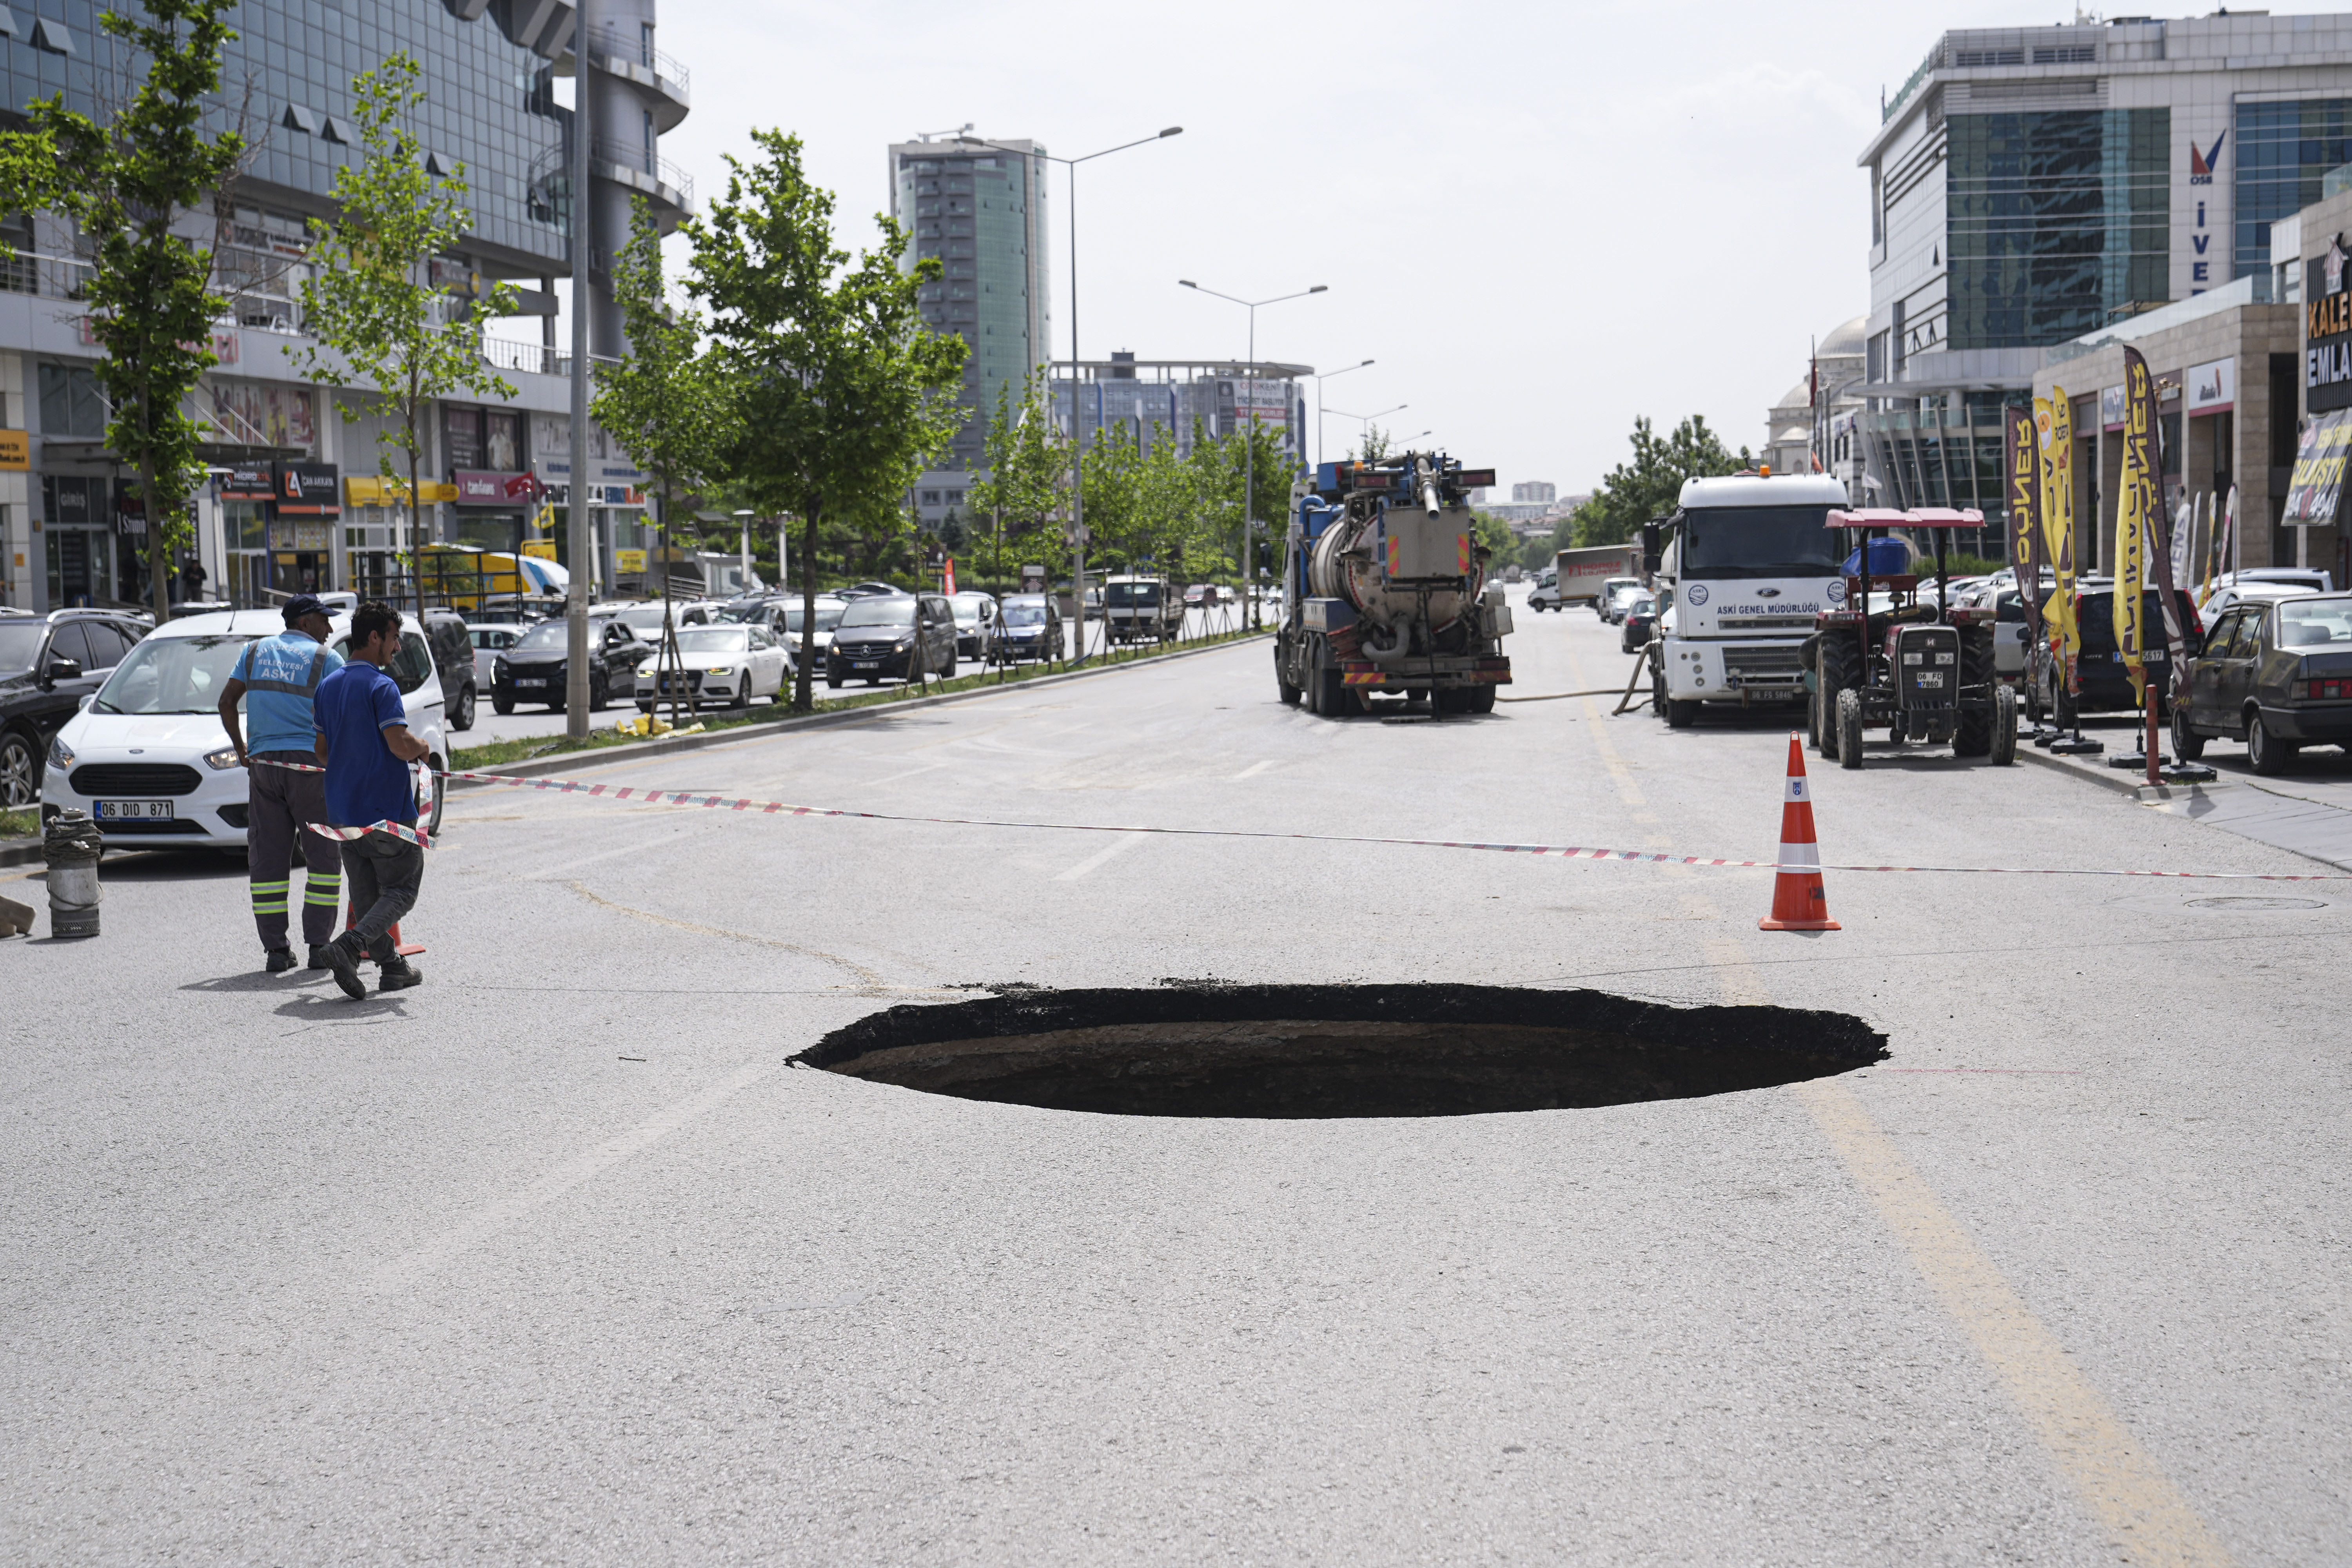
[1836,687,1866,769]
[1990,685,2018,766]
[1953,626,1997,756]
[1815,635,1860,759]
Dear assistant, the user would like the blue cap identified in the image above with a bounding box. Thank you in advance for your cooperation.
[281,593,329,623]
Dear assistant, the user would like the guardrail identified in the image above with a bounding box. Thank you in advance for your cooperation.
[480,335,621,377]
[592,141,694,207]
[589,25,689,94]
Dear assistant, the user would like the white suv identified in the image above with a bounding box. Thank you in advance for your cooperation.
[41,608,449,851]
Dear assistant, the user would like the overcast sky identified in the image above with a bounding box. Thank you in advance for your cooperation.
[604,2,2330,499]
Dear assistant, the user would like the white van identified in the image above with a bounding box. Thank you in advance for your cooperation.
[40,608,450,851]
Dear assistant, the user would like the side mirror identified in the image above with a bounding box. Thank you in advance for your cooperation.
[42,656,82,684]
[1640,522,1661,575]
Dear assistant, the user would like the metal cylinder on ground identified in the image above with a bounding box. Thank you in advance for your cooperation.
[43,808,103,938]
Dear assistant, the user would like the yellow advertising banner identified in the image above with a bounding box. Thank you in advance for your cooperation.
[346,475,460,506]
[615,548,648,574]
[0,429,28,471]
[521,540,557,560]
[2045,390,2078,670]
[2115,352,2156,701]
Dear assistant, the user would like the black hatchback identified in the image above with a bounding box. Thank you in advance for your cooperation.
[491,617,643,711]
[2174,593,2352,773]
[2026,582,2203,724]
[0,610,147,807]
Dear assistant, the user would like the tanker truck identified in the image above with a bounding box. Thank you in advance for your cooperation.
[1274,452,1513,717]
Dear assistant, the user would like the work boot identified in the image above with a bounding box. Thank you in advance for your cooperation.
[306,944,334,971]
[265,947,296,973]
[377,956,425,994]
[320,932,369,1000]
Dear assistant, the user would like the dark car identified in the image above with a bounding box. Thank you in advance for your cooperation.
[421,609,477,731]
[2026,581,2203,724]
[1620,593,1657,654]
[0,610,146,807]
[491,616,642,711]
[2174,593,2352,773]
[826,592,958,686]
[992,593,1062,665]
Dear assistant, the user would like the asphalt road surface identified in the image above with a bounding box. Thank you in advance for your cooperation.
[6,591,2346,1564]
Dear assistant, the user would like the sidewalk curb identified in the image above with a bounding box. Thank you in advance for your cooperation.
[2014,742,2224,803]
[448,630,1274,789]
[0,840,38,869]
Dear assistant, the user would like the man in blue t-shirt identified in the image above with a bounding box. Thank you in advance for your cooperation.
[218,593,344,972]
[312,601,432,1000]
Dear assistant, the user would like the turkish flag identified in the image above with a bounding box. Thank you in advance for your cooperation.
[944,557,956,596]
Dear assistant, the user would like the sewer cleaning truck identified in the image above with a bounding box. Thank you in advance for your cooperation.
[1274,452,1513,717]
[1644,472,1852,728]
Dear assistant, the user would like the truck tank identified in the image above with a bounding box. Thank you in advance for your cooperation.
[1304,496,1479,647]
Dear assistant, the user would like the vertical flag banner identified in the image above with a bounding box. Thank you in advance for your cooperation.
[2006,406,2043,630]
[2116,349,2154,706]
[2047,390,2079,686]
[2128,347,2191,692]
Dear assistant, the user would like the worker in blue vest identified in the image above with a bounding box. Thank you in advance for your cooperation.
[217,593,345,972]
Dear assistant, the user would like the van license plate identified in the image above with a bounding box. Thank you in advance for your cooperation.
[853,661,880,669]
[97,799,172,821]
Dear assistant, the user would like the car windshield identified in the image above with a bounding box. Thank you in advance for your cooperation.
[0,620,45,673]
[94,633,256,715]
[838,598,915,628]
[1680,507,1842,578]
[1003,601,1048,626]
[780,603,845,634]
[514,622,574,651]
[2275,600,2352,645]
[1108,582,1158,605]
[675,627,750,654]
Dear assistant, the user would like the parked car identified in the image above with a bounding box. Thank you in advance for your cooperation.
[2025,580,2204,723]
[1594,577,1640,619]
[838,581,904,600]
[1990,590,2032,682]
[2199,568,2333,610]
[1603,581,1648,625]
[491,617,644,711]
[948,591,1000,662]
[470,623,521,690]
[0,608,147,807]
[420,609,478,731]
[39,608,447,849]
[635,622,789,711]
[992,593,1062,664]
[1620,593,1658,653]
[607,600,723,644]
[2198,582,2318,622]
[826,592,958,686]
[2175,593,2352,772]
[770,595,849,669]
[1104,575,1183,643]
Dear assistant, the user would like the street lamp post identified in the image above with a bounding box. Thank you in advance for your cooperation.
[1327,403,1407,459]
[1312,358,1374,470]
[1178,279,1327,628]
[957,126,1182,666]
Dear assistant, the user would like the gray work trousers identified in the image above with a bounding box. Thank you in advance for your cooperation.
[247,751,343,950]
[341,830,423,963]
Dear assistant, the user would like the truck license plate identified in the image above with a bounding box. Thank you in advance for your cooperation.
[97,799,172,821]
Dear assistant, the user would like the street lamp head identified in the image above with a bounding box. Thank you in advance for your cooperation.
[1309,285,1328,294]
[1160,126,1183,137]
[732,509,754,519]
[1360,358,1374,367]
[1178,279,1198,289]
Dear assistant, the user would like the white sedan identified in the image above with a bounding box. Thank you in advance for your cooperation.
[40,609,450,850]
[634,624,789,711]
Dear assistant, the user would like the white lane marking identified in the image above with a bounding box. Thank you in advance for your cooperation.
[1053,831,1147,882]
[1232,760,1276,779]
[866,760,949,787]
[366,1055,780,1296]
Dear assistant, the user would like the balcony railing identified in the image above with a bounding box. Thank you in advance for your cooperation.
[589,24,689,94]
[481,334,620,377]
[592,141,694,207]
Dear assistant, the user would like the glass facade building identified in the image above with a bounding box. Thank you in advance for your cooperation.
[1945,109,2170,349]
[2234,98,2352,283]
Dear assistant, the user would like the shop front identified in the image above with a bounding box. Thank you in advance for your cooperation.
[219,461,276,607]
[40,474,115,607]
[270,461,340,598]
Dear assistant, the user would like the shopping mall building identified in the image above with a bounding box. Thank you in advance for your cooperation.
[0,0,689,612]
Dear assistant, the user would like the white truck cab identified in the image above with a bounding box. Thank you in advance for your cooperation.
[1648,473,1851,728]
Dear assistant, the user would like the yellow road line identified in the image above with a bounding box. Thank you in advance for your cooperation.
[1798,1080,2234,1567]
[1557,632,2233,1565]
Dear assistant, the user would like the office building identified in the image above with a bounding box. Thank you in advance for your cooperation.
[1510,481,1556,505]
[1854,12,2352,550]
[4,0,689,612]
[889,133,1051,525]
[1051,352,1306,462]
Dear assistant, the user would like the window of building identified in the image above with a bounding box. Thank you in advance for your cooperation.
[2234,99,2352,282]
[38,363,107,437]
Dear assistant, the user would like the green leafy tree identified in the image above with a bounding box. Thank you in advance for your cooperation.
[1572,414,1752,548]
[291,53,519,605]
[967,369,1069,592]
[1352,423,1393,463]
[686,129,967,711]
[594,193,731,719]
[0,0,243,622]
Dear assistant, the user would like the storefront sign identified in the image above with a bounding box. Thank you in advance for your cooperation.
[521,539,557,560]
[454,469,533,506]
[0,430,25,470]
[615,548,647,574]
[288,522,331,551]
[2283,409,2352,525]
[2309,236,2352,415]
[2101,384,2127,432]
[346,475,459,506]
[2186,358,2234,415]
[219,461,276,500]
[274,461,341,517]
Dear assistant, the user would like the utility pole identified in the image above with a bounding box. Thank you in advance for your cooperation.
[564,0,595,737]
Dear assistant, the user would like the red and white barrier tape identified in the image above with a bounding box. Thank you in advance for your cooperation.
[255,757,2352,882]
[251,757,434,849]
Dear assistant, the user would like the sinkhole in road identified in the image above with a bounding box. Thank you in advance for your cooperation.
[796,983,1886,1119]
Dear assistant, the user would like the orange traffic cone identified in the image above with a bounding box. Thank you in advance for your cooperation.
[346,897,427,956]
[1758,732,1840,932]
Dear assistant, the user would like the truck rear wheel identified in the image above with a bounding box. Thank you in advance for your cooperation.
[1275,639,1302,706]
[1836,687,1866,769]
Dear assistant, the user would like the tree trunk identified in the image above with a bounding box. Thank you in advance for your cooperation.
[792,506,820,713]
[139,443,170,627]
[408,437,425,618]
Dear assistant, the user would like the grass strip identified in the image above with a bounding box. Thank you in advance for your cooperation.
[450,625,1269,772]
[0,806,36,840]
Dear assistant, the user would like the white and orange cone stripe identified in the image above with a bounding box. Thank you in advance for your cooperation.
[1759,732,1840,931]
